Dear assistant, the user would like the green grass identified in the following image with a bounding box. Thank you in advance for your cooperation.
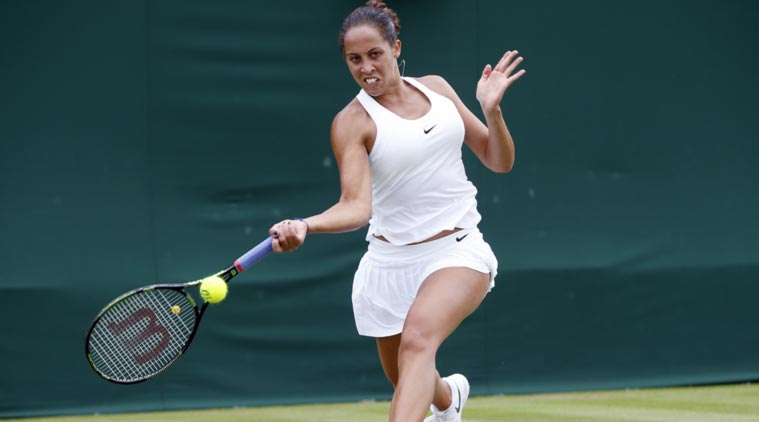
[11,383,759,422]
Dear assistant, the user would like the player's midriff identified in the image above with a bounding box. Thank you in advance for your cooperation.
[374,227,462,245]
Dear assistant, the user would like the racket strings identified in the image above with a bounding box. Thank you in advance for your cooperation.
[91,290,194,380]
[88,289,197,382]
[90,295,169,380]
[100,294,177,371]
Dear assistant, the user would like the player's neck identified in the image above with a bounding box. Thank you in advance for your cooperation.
[374,77,411,107]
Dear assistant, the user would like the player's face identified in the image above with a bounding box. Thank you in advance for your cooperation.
[343,25,401,97]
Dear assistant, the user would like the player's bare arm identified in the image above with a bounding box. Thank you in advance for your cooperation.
[269,100,373,253]
[315,101,374,232]
[419,51,524,173]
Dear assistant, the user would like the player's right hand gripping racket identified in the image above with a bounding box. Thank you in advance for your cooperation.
[84,237,273,384]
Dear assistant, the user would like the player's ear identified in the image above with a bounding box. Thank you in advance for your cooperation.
[393,39,402,59]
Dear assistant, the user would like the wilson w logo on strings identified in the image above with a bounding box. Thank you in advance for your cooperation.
[107,308,170,364]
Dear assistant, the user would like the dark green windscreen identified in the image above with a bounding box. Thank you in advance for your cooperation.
[1,0,757,418]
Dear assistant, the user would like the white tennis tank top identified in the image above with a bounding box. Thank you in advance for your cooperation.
[356,77,481,245]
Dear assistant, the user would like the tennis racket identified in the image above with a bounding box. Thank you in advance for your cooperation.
[84,236,273,384]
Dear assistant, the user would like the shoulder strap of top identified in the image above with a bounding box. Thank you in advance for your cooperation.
[356,89,390,121]
[402,77,438,100]
[356,78,445,120]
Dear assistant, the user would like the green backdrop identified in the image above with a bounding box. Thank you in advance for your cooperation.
[1,0,757,418]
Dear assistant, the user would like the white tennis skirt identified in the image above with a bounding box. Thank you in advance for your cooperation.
[351,227,498,337]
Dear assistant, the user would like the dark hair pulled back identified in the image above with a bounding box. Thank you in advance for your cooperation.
[339,0,401,52]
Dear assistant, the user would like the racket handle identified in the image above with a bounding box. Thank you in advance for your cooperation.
[233,237,273,273]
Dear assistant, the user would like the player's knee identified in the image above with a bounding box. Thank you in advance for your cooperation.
[398,326,436,357]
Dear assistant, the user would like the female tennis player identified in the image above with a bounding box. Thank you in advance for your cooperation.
[270,1,524,421]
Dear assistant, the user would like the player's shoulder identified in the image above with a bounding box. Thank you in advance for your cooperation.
[415,75,458,100]
[332,98,370,130]
[331,98,374,144]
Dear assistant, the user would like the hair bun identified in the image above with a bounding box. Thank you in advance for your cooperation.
[339,0,402,52]
[365,0,400,36]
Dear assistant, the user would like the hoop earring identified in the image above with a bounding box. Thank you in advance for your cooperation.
[399,59,406,77]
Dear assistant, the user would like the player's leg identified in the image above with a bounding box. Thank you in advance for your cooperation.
[376,333,401,387]
[377,333,451,404]
[378,337,446,418]
[388,267,491,422]
[430,371,452,411]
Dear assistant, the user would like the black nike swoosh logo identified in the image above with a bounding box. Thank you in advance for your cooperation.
[456,234,469,242]
[454,383,461,413]
[423,124,437,134]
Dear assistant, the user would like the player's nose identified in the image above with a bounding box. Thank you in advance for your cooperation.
[360,62,374,74]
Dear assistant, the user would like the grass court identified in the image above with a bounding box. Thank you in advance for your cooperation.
[13,383,758,422]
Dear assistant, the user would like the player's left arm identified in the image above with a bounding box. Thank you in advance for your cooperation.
[420,50,525,173]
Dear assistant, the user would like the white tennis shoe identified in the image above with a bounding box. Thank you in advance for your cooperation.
[424,374,470,422]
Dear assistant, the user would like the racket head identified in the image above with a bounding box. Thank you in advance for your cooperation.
[84,285,204,384]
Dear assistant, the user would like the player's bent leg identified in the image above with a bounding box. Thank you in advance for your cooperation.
[389,267,491,422]
[376,333,401,388]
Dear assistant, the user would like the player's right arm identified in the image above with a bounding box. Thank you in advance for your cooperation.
[311,101,374,233]
[270,100,374,252]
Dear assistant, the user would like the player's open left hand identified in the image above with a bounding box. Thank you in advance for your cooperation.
[476,50,526,112]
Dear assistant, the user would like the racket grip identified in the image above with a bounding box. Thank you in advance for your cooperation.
[234,237,273,273]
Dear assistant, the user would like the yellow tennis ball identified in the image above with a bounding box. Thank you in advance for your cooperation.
[199,276,228,304]
[171,305,181,315]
